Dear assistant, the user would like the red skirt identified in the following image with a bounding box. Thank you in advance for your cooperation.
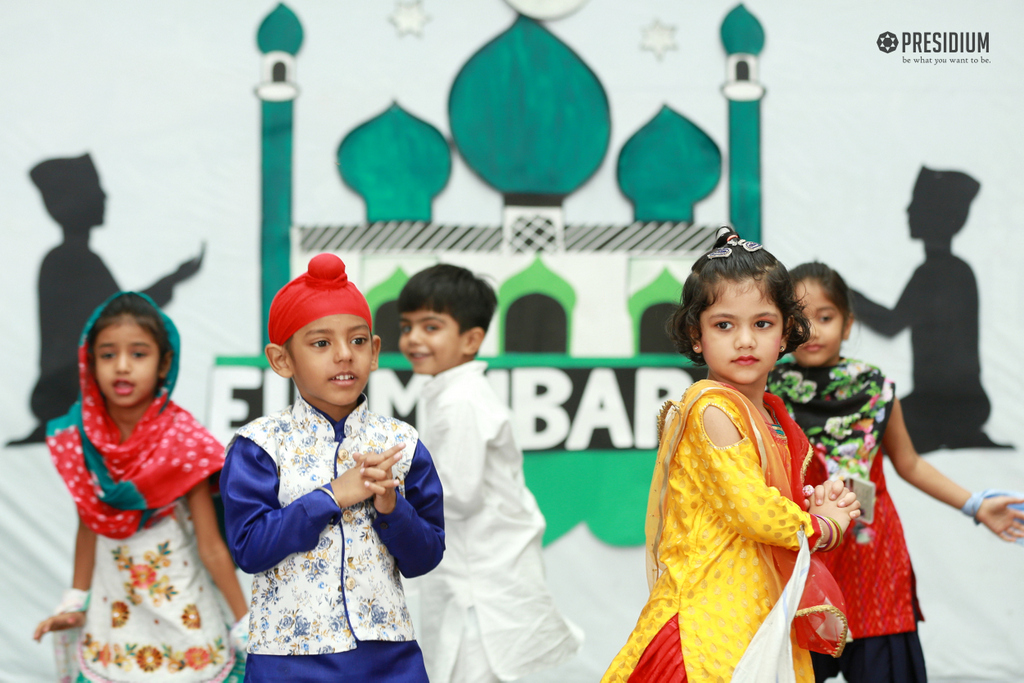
[628,614,687,683]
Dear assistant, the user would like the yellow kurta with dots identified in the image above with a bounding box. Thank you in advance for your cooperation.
[604,392,816,683]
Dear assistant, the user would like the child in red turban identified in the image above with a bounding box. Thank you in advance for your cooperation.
[220,254,445,682]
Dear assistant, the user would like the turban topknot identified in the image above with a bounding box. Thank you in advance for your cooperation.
[267,254,372,345]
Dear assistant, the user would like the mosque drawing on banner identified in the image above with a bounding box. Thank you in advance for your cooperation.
[209,2,768,547]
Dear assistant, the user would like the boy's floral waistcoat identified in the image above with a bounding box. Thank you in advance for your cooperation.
[237,397,417,655]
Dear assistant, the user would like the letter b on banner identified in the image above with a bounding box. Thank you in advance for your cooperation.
[512,368,573,450]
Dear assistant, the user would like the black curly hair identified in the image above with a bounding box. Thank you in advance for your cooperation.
[667,227,810,365]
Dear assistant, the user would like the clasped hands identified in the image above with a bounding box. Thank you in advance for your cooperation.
[327,443,406,514]
[803,479,861,534]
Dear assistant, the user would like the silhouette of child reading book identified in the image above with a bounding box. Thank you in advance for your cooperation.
[850,166,1008,452]
[10,153,204,445]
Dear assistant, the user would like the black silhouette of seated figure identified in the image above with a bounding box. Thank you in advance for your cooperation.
[851,166,1008,452]
[9,153,204,445]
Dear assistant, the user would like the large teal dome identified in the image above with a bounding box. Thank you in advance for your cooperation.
[449,15,610,197]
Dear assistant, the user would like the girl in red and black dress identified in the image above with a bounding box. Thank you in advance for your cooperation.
[769,262,1024,683]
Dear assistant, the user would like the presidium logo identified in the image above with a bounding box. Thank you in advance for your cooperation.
[877,30,990,56]
[877,31,899,53]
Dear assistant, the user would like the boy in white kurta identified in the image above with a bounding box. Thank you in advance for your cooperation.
[398,264,583,683]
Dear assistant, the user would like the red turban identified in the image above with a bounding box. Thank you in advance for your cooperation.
[267,254,372,345]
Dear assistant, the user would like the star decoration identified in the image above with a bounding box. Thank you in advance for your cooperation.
[390,1,430,38]
[641,19,677,61]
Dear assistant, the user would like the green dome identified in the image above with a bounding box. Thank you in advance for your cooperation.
[449,15,610,197]
[721,4,764,55]
[258,4,303,55]
[338,103,451,223]
[617,106,721,222]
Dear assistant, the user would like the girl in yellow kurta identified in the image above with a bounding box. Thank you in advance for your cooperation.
[604,229,858,683]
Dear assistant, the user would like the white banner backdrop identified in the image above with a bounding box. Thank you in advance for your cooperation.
[1,2,1022,681]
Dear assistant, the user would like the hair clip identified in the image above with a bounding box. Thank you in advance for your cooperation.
[707,247,732,259]
[740,240,763,252]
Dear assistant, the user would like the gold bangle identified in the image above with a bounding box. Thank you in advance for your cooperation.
[319,485,340,508]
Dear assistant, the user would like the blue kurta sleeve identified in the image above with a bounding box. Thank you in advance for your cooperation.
[221,435,341,574]
[372,440,445,578]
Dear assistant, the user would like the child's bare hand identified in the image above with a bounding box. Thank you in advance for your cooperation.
[355,443,405,514]
[976,496,1024,542]
[805,479,851,507]
[808,483,861,534]
[33,612,85,641]
[328,464,375,509]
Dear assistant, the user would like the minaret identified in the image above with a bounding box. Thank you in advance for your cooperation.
[720,4,765,243]
[256,3,303,345]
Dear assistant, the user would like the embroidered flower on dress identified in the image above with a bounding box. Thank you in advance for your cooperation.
[110,601,130,628]
[136,646,162,672]
[181,604,201,629]
[184,646,212,670]
[130,564,158,589]
[163,646,186,672]
[116,541,178,606]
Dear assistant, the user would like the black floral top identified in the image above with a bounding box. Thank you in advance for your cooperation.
[768,359,896,481]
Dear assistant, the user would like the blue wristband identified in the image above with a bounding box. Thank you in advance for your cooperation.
[961,490,1024,547]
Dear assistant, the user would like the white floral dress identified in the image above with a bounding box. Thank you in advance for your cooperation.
[74,501,237,683]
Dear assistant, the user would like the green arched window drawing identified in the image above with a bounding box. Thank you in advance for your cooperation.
[628,268,683,355]
[498,257,576,354]
[365,267,409,353]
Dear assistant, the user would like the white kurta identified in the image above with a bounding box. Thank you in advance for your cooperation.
[414,361,583,682]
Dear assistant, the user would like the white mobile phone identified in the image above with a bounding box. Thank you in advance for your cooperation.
[847,475,876,524]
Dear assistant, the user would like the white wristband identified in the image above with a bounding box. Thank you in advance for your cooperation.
[230,612,251,655]
[53,588,89,616]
